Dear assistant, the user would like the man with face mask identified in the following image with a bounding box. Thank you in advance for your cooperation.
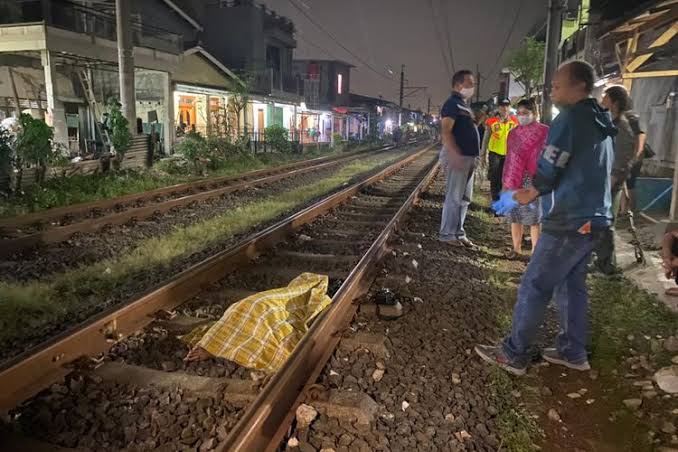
[475,61,616,375]
[438,69,480,247]
[482,99,519,201]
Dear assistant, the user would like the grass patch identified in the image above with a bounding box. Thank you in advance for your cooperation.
[472,191,491,209]
[469,187,678,451]
[489,368,543,452]
[0,149,411,350]
[468,199,542,451]
[585,275,676,451]
[0,148,348,218]
[589,275,677,375]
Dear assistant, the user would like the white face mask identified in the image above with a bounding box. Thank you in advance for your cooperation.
[517,113,534,126]
[459,87,475,99]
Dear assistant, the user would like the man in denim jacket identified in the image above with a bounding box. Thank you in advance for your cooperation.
[475,61,617,375]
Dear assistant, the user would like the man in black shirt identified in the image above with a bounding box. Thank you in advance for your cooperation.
[439,69,480,247]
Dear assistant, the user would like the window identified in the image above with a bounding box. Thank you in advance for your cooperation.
[337,73,343,95]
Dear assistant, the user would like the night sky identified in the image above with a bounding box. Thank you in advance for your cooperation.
[263,0,547,112]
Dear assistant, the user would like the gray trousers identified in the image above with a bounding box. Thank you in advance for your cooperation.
[439,153,475,242]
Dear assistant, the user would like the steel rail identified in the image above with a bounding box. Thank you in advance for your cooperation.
[0,145,407,258]
[0,143,400,233]
[0,142,434,414]
[221,161,441,451]
[0,147,400,257]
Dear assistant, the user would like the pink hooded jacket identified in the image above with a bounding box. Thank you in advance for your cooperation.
[502,121,549,190]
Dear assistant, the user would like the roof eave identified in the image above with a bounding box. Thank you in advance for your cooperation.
[162,0,204,32]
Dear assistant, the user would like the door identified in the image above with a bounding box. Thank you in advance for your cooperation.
[257,109,265,132]
[178,96,196,131]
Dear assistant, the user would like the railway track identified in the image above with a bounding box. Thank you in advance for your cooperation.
[0,143,406,258]
[0,143,440,451]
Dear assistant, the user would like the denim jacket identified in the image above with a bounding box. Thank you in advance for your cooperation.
[534,99,617,233]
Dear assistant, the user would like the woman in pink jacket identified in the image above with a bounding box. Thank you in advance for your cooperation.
[502,99,549,258]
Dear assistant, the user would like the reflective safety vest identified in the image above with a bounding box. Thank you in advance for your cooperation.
[486,116,519,156]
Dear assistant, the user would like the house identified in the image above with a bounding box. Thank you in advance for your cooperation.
[193,0,299,101]
[0,0,365,157]
[291,59,358,142]
[167,0,302,142]
[293,59,353,110]
[0,0,185,154]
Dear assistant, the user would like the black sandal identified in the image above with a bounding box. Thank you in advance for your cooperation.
[505,250,521,260]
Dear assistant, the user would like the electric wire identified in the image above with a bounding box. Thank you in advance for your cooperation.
[296,32,337,60]
[428,0,453,79]
[441,0,457,74]
[285,0,396,82]
[487,0,526,79]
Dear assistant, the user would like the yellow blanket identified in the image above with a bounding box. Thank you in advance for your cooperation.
[183,273,333,373]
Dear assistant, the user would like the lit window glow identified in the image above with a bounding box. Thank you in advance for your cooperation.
[337,73,343,94]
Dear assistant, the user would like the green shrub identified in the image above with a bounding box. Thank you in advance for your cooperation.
[207,134,248,164]
[107,101,132,164]
[332,133,343,144]
[14,114,54,186]
[265,124,292,153]
[155,156,190,175]
[16,114,53,166]
[175,131,209,173]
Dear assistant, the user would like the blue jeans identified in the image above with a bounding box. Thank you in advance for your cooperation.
[502,231,599,368]
[439,154,475,242]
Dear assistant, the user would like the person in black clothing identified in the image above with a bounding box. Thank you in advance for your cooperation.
[438,69,480,248]
[622,113,649,213]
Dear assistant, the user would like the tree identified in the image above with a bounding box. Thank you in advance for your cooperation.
[506,36,546,98]
[14,114,54,186]
[107,100,133,170]
[228,74,253,139]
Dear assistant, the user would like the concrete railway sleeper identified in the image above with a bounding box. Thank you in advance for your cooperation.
[0,142,416,259]
[0,145,440,451]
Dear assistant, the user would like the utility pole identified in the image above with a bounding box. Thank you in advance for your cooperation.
[399,65,427,109]
[542,0,564,125]
[116,0,136,132]
[476,64,481,103]
[427,97,431,115]
[399,64,405,108]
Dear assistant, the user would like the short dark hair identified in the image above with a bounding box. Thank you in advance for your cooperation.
[563,60,595,94]
[516,98,537,112]
[604,85,632,112]
[452,69,473,87]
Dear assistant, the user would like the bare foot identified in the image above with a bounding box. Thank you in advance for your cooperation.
[665,287,678,297]
[184,346,212,362]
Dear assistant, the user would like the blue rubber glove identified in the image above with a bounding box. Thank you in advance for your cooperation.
[491,190,519,216]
